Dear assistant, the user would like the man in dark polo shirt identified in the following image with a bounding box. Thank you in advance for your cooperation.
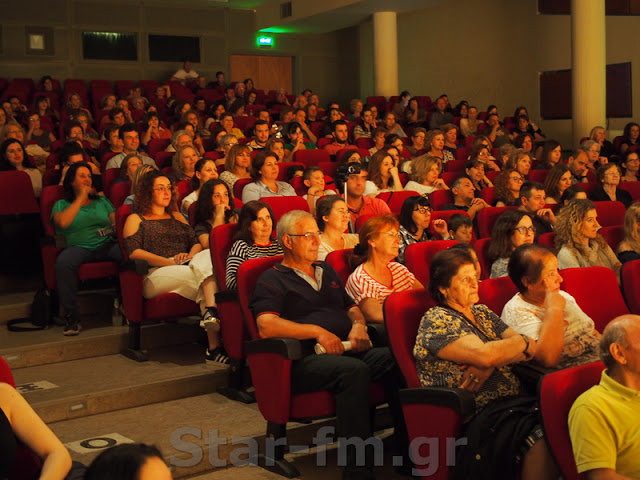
[442,176,489,220]
[250,210,406,480]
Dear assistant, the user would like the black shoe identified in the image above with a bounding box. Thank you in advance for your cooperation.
[205,347,230,364]
[63,314,80,336]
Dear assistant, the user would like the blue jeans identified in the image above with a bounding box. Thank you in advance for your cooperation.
[55,240,122,319]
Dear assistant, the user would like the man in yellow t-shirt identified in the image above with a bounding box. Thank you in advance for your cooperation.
[569,315,640,480]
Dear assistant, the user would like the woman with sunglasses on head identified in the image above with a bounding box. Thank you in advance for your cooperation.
[345,215,423,324]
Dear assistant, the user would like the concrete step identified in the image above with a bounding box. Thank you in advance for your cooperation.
[49,393,398,479]
[0,291,32,325]
[2,316,204,369]
[13,343,228,423]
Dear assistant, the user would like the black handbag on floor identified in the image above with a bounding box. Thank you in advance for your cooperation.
[7,288,52,332]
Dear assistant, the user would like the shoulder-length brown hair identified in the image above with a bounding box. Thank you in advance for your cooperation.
[134,169,177,215]
[367,149,396,189]
[234,200,276,244]
[349,214,399,269]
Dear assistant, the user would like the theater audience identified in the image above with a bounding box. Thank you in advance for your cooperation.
[502,244,600,368]
[25,112,56,151]
[300,166,336,214]
[621,150,640,182]
[544,163,572,204]
[487,210,535,278]
[337,162,391,232]
[346,215,423,323]
[555,199,621,279]
[265,137,287,163]
[428,96,453,130]
[171,145,199,182]
[590,163,633,208]
[536,140,562,170]
[219,144,251,191]
[382,112,407,137]
[364,149,403,197]
[442,176,489,220]
[447,213,474,244]
[403,155,448,195]
[53,162,122,335]
[406,127,427,158]
[589,125,616,159]
[442,124,459,154]
[425,128,454,165]
[0,381,73,480]
[353,107,376,140]
[180,158,219,217]
[247,120,270,151]
[494,169,524,207]
[105,123,156,170]
[620,122,640,154]
[505,149,532,178]
[567,148,590,184]
[617,203,640,264]
[123,165,153,207]
[465,159,492,196]
[397,195,450,264]
[84,443,171,480]
[518,181,555,238]
[141,111,171,146]
[369,127,387,155]
[0,138,42,197]
[460,105,482,138]
[284,121,316,159]
[483,113,511,148]
[241,150,296,204]
[414,247,557,480]
[225,200,283,289]
[315,195,359,261]
[469,143,500,172]
[569,315,640,480]
[123,169,227,363]
[559,185,587,206]
[323,120,358,157]
[114,153,142,185]
[582,139,608,173]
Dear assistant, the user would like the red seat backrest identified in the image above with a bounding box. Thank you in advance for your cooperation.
[147,138,171,159]
[622,259,640,315]
[476,206,517,238]
[473,237,493,280]
[355,213,376,233]
[480,186,495,205]
[262,196,309,223]
[237,255,285,340]
[441,171,464,187]
[209,223,240,292]
[318,161,338,178]
[109,182,131,209]
[233,178,253,200]
[103,168,121,198]
[528,169,550,184]
[154,151,174,169]
[593,200,625,227]
[40,185,64,236]
[537,231,556,249]
[445,159,467,172]
[176,180,193,205]
[0,171,39,215]
[599,225,624,251]
[539,361,605,480]
[477,275,518,315]
[576,182,598,197]
[429,210,475,243]
[429,189,454,211]
[404,240,459,286]
[293,149,331,167]
[384,289,436,388]
[276,162,305,182]
[618,181,640,202]
[290,175,334,196]
[355,137,374,150]
[375,190,420,216]
[325,248,355,286]
[560,266,629,332]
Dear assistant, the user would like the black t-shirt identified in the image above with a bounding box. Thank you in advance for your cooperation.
[249,262,356,352]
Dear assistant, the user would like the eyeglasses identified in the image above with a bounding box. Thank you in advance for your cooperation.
[510,176,524,183]
[414,206,432,214]
[381,231,402,240]
[514,226,536,234]
[288,231,321,239]
[153,185,172,192]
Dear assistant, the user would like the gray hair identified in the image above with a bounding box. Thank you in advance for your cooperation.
[170,129,190,149]
[277,210,315,249]
[599,316,632,370]
[498,143,516,160]
[581,139,599,152]
[220,134,237,148]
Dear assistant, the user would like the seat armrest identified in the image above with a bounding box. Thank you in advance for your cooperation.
[41,234,67,248]
[244,338,303,360]
[122,259,150,275]
[400,387,476,418]
[215,289,238,303]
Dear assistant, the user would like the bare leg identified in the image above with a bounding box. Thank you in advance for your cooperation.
[521,439,559,480]
[206,329,221,350]
[201,277,217,308]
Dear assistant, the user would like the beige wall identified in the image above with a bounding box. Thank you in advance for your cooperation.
[0,0,357,107]
[359,0,639,147]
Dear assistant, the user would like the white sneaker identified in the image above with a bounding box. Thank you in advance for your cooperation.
[200,310,220,331]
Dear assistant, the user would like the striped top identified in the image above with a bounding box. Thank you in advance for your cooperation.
[225,239,283,289]
[345,262,416,303]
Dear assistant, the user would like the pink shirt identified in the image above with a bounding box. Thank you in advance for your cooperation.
[323,142,358,156]
[346,262,416,303]
[348,195,391,227]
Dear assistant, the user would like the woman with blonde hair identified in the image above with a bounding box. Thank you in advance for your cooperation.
[617,203,640,264]
[425,129,454,165]
[589,125,615,159]
[403,155,449,195]
[172,145,199,181]
[555,199,621,279]
[505,149,532,178]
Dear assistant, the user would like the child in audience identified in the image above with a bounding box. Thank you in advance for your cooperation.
[301,166,336,214]
[447,213,474,245]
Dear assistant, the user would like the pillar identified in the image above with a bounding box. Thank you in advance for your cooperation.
[572,0,606,147]
[373,11,398,98]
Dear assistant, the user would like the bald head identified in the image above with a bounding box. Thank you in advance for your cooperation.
[600,315,640,370]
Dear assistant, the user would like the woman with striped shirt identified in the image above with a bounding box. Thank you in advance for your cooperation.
[345,214,423,324]
[225,200,283,289]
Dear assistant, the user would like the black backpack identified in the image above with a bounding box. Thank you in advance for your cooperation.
[7,288,53,332]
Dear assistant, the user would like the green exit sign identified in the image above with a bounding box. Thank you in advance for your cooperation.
[257,36,273,48]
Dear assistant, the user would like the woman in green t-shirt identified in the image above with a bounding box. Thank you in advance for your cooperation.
[52,162,122,335]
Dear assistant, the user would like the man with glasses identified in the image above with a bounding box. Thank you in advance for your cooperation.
[250,210,408,479]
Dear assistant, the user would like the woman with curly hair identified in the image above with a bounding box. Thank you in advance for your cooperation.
[493,169,524,207]
[544,163,572,204]
[123,169,228,363]
[364,149,403,197]
[555,199,621,279]
[617,203,640,264]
